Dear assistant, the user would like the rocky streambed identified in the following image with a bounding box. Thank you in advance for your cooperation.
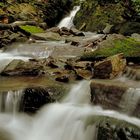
[0,0,140,138]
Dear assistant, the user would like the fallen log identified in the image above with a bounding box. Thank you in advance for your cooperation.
[0,21,47,30]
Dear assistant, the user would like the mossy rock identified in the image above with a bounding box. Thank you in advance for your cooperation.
[81,37,140,61]
[20,25,45,33]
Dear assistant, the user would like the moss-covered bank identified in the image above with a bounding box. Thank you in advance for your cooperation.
[81,35,140,62]
[74,0,140,35]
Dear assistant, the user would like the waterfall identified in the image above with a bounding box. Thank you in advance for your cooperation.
[0,90,23,114]
[0,81,139,140]
[58,6,80,29]
[120,88,140,114]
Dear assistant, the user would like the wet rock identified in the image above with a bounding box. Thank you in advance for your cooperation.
[94,53,126,79]
[32,32,62,41]
[20,86,64,113]
[69,28,85,36]
[75,69,92,80]
[46,27,60,33]
[0,30,28,48]
[97,120,140,140]
[21,87,53,113]
[90,79,140,117]
[94,60,112,79]
[65,60,93,71]
[59,27,71,36]
[47,59,59,68]
[71,41,79,46]
[1,59,44,76]
[102,24,113,34]
[55,75,69,83]
[90,80,127,110]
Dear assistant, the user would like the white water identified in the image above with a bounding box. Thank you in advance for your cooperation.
[120,88,140,114]
[0,81,140,140]
[58,6,80,29]
[0,90,23,114]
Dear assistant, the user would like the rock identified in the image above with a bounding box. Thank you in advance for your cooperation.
[94,59,112,79]
[0,30,28,48]
[94,53,126,79]
[59,27,71,36]
[46,27,60,33]
[55,75,69,83]
[65,60,93,71]
[96,120,140,140]
[71,41,79,46]
[90,80,127,109]
[75,69,92,80]
[1,59,44,76]
[103,24,113,34]
[32,32,62,41]
[21,87,54,113]
[20,85,65,113]
[69,28,85,36]
[47,58,59,68]
[90,79,140,117]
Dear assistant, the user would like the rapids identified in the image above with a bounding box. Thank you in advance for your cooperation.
[0,81,140,140]
[0,3,140,140]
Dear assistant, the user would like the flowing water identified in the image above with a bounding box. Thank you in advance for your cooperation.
[0,81,140,140]
[58,6,80,29]
[0,4,140,140]
[120,88,140,114]
[0,90,23,113]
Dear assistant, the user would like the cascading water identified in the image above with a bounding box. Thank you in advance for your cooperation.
[0,90,23,114]
[120,88,140,114]
[0,81,140,140]
[58,6,80,29]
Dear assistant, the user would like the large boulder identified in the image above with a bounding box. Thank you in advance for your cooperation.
[94,53,126,79]
[90,79,140,118]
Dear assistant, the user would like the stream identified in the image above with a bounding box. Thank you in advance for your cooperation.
[0,4,140,140]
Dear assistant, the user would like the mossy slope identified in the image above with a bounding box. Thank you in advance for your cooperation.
[81,37,140,60]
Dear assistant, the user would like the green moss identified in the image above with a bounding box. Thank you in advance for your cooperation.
[20,25,45,33]
[81,37,140,60]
